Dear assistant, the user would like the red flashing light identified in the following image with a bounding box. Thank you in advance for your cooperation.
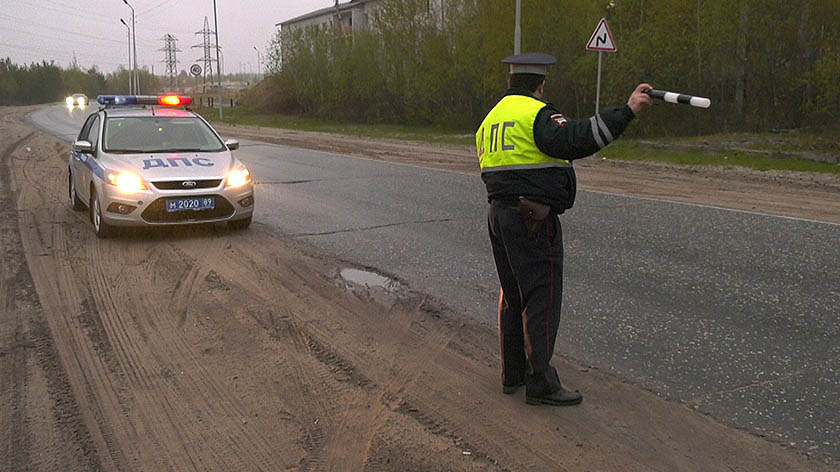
[158,95,192,106]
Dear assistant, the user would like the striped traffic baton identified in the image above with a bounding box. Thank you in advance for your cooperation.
[644,89,711,108]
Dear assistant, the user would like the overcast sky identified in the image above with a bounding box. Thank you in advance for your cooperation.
[0,0,334,75]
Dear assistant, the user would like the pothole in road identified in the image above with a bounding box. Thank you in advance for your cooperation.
[339,268,402,293]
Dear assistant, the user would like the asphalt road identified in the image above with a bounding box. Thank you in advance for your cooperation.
[29,104,840,464]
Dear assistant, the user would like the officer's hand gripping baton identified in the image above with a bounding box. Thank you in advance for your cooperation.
[644,89,711,109]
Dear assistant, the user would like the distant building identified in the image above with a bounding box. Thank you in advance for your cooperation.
[276,0,382,36]
[276,0,447,66]
[276,0,446,36]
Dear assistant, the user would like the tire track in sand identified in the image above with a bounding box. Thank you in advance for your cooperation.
[2,127,104,472]
[191,254,361,472]
[12,122,301,470]
[14,129,141,471]
[69,228,300,470]
[188,234,492,471]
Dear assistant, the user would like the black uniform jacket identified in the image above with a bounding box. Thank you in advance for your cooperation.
[482,88,636,212]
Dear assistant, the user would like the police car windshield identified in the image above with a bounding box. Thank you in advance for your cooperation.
[103,116,226,153]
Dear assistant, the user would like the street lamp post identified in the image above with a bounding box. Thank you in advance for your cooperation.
[121,0,139,94]
[120,18,132,94]
[514,0,521,54]
[212,0,223,120]
[253,46,261,80]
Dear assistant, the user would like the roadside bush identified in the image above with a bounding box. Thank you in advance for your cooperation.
[253,0,839,138]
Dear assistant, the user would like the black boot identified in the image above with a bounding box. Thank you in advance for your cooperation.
[525,384,582,406]
[502,379,525,394]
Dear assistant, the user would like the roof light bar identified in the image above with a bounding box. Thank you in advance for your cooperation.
[96,95,193,107]
[98,95,138,105]
[159,95,192,106]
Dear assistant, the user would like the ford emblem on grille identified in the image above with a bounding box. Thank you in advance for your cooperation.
[182,181,197,188]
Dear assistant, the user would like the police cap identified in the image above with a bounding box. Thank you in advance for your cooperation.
[501,52,557,76]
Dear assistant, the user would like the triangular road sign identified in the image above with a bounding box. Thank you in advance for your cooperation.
[586,18,617,52]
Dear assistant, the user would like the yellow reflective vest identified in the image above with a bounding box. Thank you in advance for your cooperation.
[476,95,570,172]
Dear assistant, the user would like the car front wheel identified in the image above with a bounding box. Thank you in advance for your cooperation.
[69,170,85,211]
[90,187,115,238]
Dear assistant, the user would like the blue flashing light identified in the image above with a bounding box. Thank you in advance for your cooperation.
[97,95,138,105]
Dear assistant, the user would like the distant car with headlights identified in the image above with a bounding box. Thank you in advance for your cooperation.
[68,94,254,238]
[66,93,88,108]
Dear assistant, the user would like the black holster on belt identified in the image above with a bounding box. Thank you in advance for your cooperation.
[517,198,551,238]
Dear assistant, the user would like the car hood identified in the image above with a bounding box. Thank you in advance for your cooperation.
[109,151,234,181]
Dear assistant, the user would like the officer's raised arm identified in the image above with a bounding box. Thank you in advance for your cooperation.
[533,83,653,161]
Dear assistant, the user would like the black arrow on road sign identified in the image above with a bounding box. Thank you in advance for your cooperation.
[596,33,607,47]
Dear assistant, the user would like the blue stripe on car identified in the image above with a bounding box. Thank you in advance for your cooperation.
[73,151,105,180]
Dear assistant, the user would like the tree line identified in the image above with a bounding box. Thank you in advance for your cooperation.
[253,0,839,137]
[0,58,160,106]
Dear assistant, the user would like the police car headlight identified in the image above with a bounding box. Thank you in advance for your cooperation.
[107,171,147,192]
[226,167,251,188]
[76,97,87,106]
[65,96,75,107]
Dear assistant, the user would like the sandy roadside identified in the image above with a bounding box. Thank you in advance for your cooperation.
[1,105,835,471]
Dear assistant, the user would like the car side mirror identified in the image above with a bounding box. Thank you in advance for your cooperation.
[72,140,93,153]
[224,139,239,151]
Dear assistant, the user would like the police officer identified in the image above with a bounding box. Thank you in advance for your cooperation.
[477,52,652,406]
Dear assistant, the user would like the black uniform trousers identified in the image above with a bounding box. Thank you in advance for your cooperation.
[488,200,564,395]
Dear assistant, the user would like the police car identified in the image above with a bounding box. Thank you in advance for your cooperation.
[68,95,254,238]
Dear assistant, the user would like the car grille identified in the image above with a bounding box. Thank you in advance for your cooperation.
[151,179,223,190]
[141,195,234,223]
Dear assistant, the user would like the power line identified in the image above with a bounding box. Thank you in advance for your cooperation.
[0,13,158,48]
[132,15,194,37]
[132,22,193,38]
[0,40,128,63]
[11,0,114,24]
[138,0,178,17]
[0,41,125,68]
[0,21,126,46]
[43,0,115,21]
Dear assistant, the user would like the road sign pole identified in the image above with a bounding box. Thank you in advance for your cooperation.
[595,51,602,114]
[586,18,616,115]
[189,63,202,103]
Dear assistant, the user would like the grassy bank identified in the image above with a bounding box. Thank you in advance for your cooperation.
[196,106,474,146]
[197,107,840,175]
[599,141,840,174]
